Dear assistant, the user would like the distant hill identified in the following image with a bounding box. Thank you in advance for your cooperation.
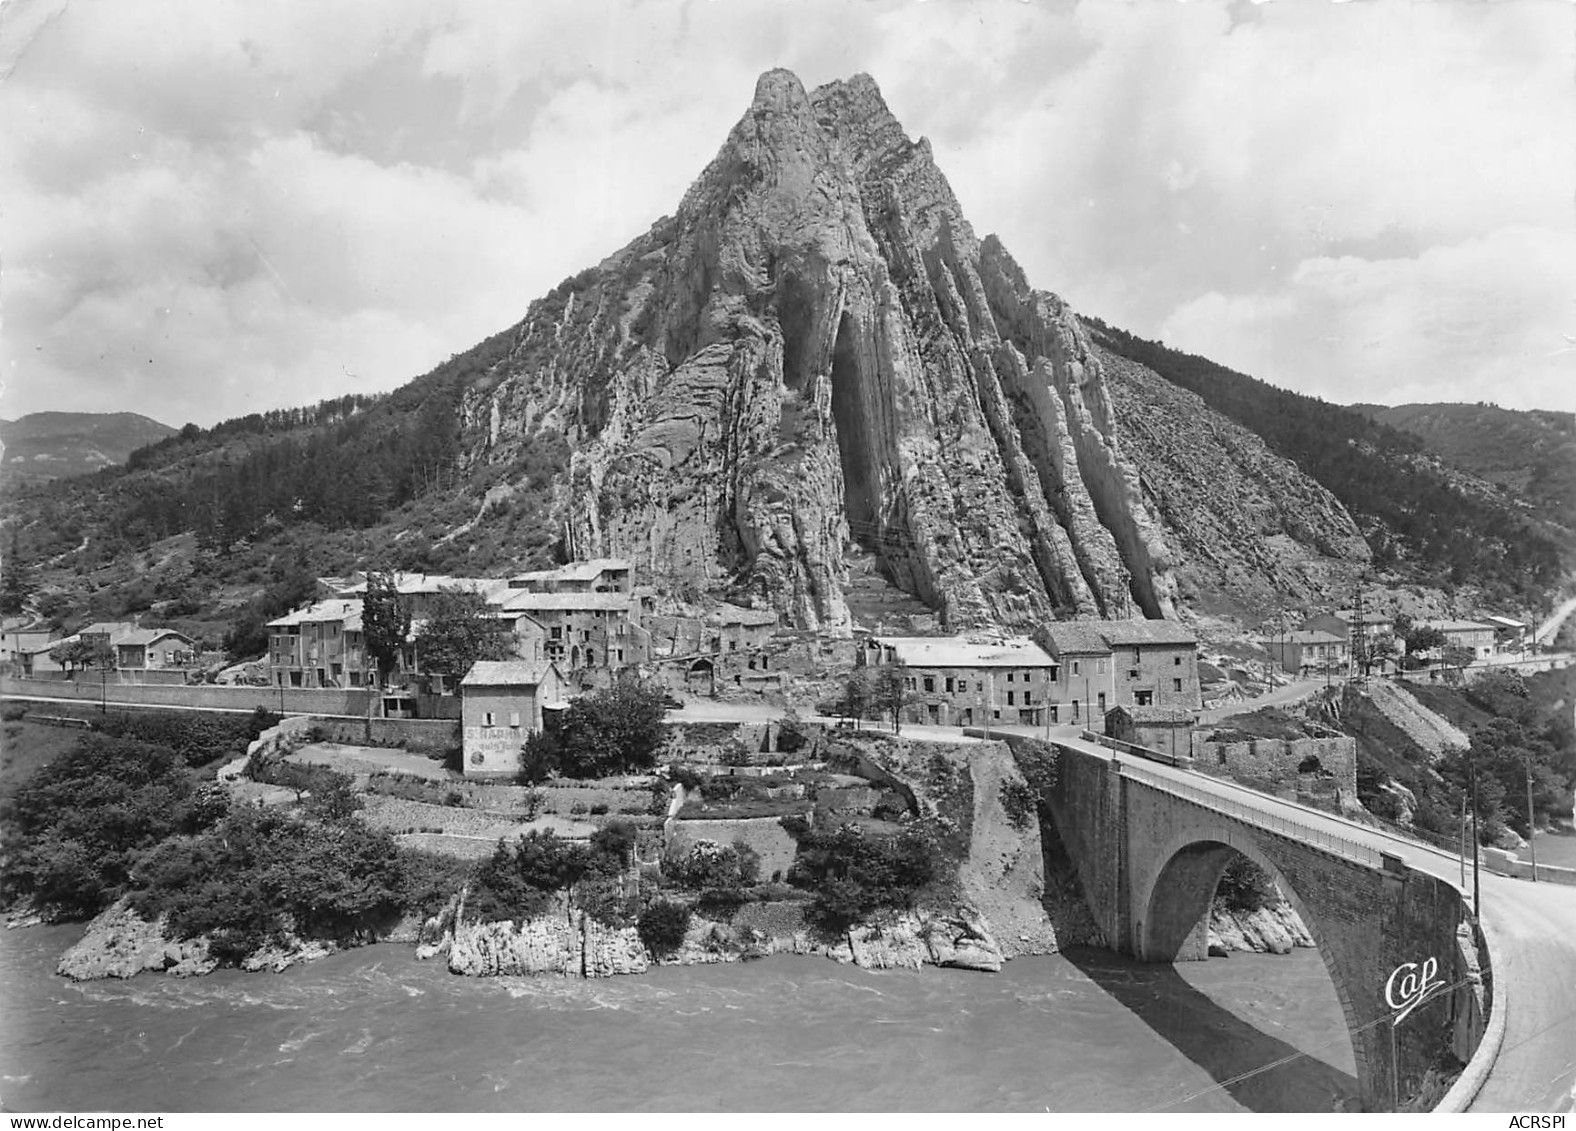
[0,412,178,483]
[1351,402,1576,536]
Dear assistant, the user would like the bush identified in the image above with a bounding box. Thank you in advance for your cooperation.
[999,779,1037,831]
[783,823,937,937]
[665,840,745,890]
[2,735,228,919]
[1214,855,1277,913]
[465,831,590,924]
[1,703,28,722]
[443,790,466,808]
[637,900,691,957]
[130,805,407,953]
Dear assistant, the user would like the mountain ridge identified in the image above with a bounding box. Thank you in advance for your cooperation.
[0,412,177,484]
[1,71,1560,637]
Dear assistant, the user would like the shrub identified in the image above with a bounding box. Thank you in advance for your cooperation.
[665,840,744,890]
[1,703,28,722]
[637,900,691,957]
[1214,855,1277,913]
[776,710,808,754]
[589,802,610,816]
[999,780,1037,831]
[783,823,937,937]
[466,831,590,924]
[443,790,466,808]
[3,735,227,919]
[546,682,668,778]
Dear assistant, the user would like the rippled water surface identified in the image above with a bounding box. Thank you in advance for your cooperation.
[1,926,1357,1112]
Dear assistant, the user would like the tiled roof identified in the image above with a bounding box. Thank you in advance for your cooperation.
[876,636,1055,668]
[81,622,139,639]
[116,628,193,647]
[461,660,557,686]
[509,558,630,584]
[1418,619,1493,633]
[1270,630,1345,646]
[267,599,364,628]
[1041,622,1115,655]
[1481,615,1527,630]
[1098,619,1198,647]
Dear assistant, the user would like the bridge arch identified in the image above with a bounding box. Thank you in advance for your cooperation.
[1137,829,1371,1098]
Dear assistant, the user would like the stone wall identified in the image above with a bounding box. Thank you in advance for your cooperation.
[1,675,371,717]
[310,716,459,757]
[1192,733,1357,804]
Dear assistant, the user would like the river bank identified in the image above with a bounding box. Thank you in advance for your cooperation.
[0,923,1357,1113]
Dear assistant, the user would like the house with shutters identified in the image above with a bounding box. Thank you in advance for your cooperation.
[459,659,569,779]
[1041,618,1202,726]
[861,636,1058,728]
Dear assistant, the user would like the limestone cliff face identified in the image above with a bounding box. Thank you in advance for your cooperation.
[1095,344,1371,614]
[456,70,1187,630]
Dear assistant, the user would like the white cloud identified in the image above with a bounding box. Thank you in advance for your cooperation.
[1,0,1572,425]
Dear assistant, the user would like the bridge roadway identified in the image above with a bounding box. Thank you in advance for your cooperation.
[1046,731,1576,1113]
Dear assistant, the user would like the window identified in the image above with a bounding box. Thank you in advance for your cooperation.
[958,679,968,693]
[1023,691,1032,704]
[509,712,521,728]
[550,627,562,640]
[1049,705,1058,723]
[1128,669,1139,679]
[483,711,495,727]
[1098,693,1107,712]
[1174,656,1182,666]
[945,677,954,693]
[1097,659,1108,674]
[1006,672,1014,683]
[1072,660,1081,676]
[923,676,934,692]
[1174,679,1183,692]
[1135,690,1153,706]
[1006,691,1015,705]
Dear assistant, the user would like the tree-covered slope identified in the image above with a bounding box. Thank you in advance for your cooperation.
[1084,318,1565,605]
[1352,402,1576,537]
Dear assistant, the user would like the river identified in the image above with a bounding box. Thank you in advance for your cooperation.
[0,926,1358,1113]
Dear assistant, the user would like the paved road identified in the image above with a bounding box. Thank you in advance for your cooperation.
[1537,593,1576,647]
[1057,734,1576,1113]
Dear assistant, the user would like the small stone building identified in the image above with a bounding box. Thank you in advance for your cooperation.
[460,659,568,779]
[1105,705,1196,762]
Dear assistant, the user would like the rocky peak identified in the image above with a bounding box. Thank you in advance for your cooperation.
[454,70,1365,632]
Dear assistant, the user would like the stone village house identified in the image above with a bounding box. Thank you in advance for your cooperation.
[459,659,569,779]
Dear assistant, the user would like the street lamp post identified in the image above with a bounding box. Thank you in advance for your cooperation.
[1469,755,1481,918]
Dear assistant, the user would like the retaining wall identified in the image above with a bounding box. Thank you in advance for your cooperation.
[1,676,370,716]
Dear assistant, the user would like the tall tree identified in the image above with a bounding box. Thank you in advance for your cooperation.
[414,587,515,681]
[1,534,34,616]
[869,664,913,734]
[361,571,410,687]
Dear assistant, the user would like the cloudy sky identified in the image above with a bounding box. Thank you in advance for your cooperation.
[2,0,1572,427]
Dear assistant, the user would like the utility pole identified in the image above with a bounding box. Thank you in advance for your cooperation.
[1526,752,1539,882]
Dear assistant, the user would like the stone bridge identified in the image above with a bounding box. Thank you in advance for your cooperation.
[1029,735,1487,1112]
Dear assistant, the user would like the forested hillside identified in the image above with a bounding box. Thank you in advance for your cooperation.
[0,323,571,640]
[1352,402,1576,537]
[1085,318,1565,606]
